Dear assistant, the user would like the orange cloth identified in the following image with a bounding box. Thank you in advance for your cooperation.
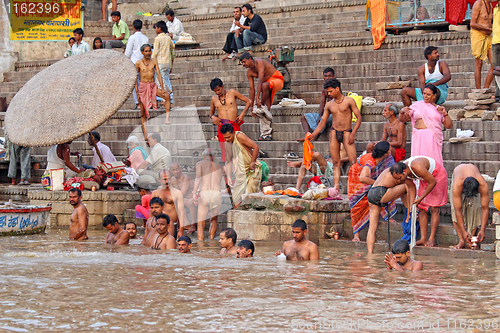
[370,0,386,50]
[303,133,313,170]
[267,70,284,104]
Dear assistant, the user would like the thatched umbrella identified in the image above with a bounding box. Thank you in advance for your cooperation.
[5,49,137,161]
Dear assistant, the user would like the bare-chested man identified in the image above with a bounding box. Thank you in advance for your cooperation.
[193,149,223,241]
[470,0,494,89]
[219,228,238,255]
[141,196,164,247]
[103,214,130,245]
[151,213,177,250]
[450,164,489,249]
[135,44,171,141]
[240,52,284,141]
[308,78,362,191]
[367,103,407,162]
[68,188,88,240]
[384,239,423,272]
[151,169,188,238]
[366,162,416,254]
[275,219,319,260]
[170,162,196,234]
[125,222,138,239]
[210,77,252,161]
[177,235,192,253]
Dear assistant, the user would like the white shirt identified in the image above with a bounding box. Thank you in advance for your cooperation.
[71,40,90,56]
[494,170,500,192]
[125,31,149,64]
[230,16,247,32]
[167,17,184,42]
[146,143,172,171]
[92,141,117,167]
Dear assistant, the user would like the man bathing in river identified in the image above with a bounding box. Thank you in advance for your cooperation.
[384,239,423,272]
[142,197,164,247]
[307,79,362,191]
[276,219,319,260]
[209,78,252,162]
[151,213,177,250]
[178,235,192,253]
[170,162,196,234]
[125,222,138,239]
[69,188,88,240]
[151,169,188,238]
[219,228,238,255]
[103,214,130,245]
[236,240,255,258]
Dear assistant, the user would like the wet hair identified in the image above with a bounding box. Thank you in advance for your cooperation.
[239,52,253,61]
[292,219,307,230]
[125,222,137,229]
[140,43,151,52]
[392,239,410,254]
[110,11,121,18]
[150,132,161,143]
[372,141,391,158]
[424,83,438,96]
[323,67,335,76]
[68,37,76,43]
[463,177,480,198]
[210,78,223,90]
[238,240,255,255]
[73,28,84,36]
[156,213,171,224]
[220,123,235,134]
[102,214,118,227]
[323,78,341,91]
[424,46,438,60]
[150,197,164,206]
[133,19,143,30]
[155,20,168,33]
[387,103,399,116]
[165,9,175,17]
[92,37,103,50]
[68,188,82,197]
[90,130,100,142]
[390,162,407,175]
[242,3,253,13]
[178,235,192,244]
[221,228,237,244]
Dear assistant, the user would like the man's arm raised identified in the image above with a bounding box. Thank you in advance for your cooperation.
[234,90,252,124]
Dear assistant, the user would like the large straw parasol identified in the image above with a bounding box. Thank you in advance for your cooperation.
[5,49,137,147]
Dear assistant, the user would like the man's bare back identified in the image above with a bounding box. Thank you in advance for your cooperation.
[136,58,159,83]
[197,159,222,192]
[282,239,319,260]
[69,203,88,240]
[171,174,194,200]
[246,59,278,82]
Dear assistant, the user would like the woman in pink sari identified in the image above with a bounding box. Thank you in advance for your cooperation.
[400,84,453,246]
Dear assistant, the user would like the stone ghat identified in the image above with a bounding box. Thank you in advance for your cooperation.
[227,193,349,243]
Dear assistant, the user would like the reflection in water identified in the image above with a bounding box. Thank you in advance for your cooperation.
[0,228,499,332]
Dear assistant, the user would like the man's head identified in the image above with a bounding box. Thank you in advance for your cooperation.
[219,228,237,249]
[389,162,408,184]
[125,222,137,238]
[140,44,152,59]
[73,28,84,42]
[236,240,254,258]
[102,214,120,233]
[391,239,411,265]
[68,37,76,47]
[147,132,161,147]
[323,67,335,81]
[155,213,171,235]
[323,78,341,99]
[242,3,253,17]
[240,52,255,68]
[463,177,480,198]
[372,141,391,159]
[210,78,224,96]
[87,130,100,146]
[170,163,182,179]
[291,219,307,242]
[220,124,235,143]
[68,188,82,206]
[165,9,175,22]
[382,103,398,119]
[178,236,192,253]
[202,148,213,160]
[154,20,168,34]
[110,11,121,23]
[158,169,171,188]
[424,46,439,61]
[133,19,143,31]
[233,6,242,19]
[149,197,164,217]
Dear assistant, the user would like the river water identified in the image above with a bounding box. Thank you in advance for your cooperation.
[0,228,499,332]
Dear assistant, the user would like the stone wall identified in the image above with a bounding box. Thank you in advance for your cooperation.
[0,0,17,82]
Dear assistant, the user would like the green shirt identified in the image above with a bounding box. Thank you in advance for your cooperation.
[112,20,130,45]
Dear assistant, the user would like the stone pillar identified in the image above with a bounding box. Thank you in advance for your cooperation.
[0,0,17,82]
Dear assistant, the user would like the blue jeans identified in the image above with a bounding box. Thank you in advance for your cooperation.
[157,64,174,104]
[7,141,31,180]
[236,30,265,53]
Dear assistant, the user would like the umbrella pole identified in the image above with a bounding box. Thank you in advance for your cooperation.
[89,132,104,164]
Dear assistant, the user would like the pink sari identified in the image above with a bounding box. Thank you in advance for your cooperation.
[409,101,445,166]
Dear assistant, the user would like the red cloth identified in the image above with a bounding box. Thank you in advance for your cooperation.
[446,0,467,25]
[218,120,242,162]
[395,148,407,162]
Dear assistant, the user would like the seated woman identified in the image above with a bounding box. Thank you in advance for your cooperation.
[93,37,104,50]
[348,141,395,241]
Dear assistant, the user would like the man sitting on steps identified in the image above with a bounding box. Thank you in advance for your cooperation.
[234,3,267,56]
[222,7,247,61]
